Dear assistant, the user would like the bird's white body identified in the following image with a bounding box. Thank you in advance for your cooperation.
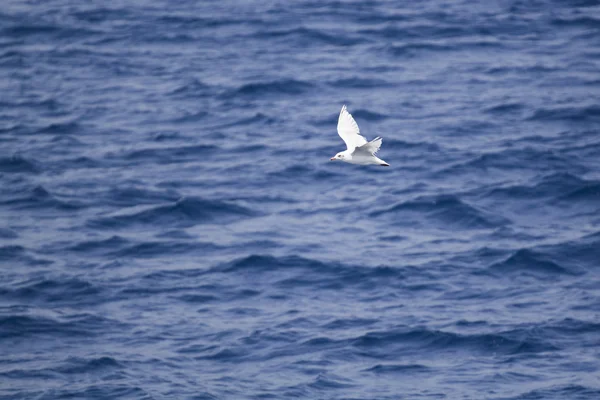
[330,105,389,167]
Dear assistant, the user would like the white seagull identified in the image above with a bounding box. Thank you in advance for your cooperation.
[330,105,389,166]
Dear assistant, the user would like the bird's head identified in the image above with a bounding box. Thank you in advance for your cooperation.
[330,152,345,161]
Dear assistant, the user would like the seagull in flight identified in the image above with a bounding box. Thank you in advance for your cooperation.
[330,105,389,166]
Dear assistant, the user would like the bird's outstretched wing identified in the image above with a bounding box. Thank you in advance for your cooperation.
[337,105,367,150]
[355,137,382,155]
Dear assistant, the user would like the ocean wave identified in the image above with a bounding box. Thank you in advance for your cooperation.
[267,164,342,182]
[67,235,130,254]
[350,109,389,121]
[0,245,53,266]
[327,77,391,89]
[370,194,507,229]
[169,78,213,97]
[220,79,314,99]
[117,143,217,164]
[1,277,102,304]
[34,121,81,135]
[481,172,588,200]
[54,356,123,375]
[483,102,526,115]
[251,26,365,47]
[1,24,99,39]
[0,228,18,239]
[387,39,502,57]
[365,363,430,374]
[537,231,600,270]
[108,240,218,259]
[0,155,39,174]
[88,196,258,229]
[211,254,405,293]
[528,105,600,122]
[436,147,585,177]
[504,384,600,400]
[488,248,583,278]
[0,313,119,339]
[104,186,179,207]
[558,180,600,203]
[0,185,85,211]
[352,326,557,356]
[33,385,150,400]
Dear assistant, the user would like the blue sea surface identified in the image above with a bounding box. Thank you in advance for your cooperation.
[1,0,600,398]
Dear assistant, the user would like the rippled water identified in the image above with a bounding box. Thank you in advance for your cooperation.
[2,0,600,399]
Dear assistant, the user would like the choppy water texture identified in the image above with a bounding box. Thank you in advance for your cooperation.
[2,0,600,399]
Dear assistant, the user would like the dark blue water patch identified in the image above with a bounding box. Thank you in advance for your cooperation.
[527,105,600,122]
[49,134,85,148]
[480,172,588,200]
[209,112,279,130]
[487,248,584,278]
[0,245,53,266]
[66,235,130,254]
[0,185,86,211]
[326,77,391,89]
[71,7,133,24]
[227,144,268,154]
[557,179,600,203]
[169,111,209,124]
[322,317,379,331]
[267,164,343,183]
[501,384,600,400]
[32,121,81,135]
[0,245,27,261]
[217,254,329,274]
[54,355,123,375]
[34,384,151,400]
[0,277,102,304]
[108,240,220,259]
[0,154,39,174]
[174,294,219,304]
[435,147,587,177]
[483,102,527,115]
[352,326,557,357]
[382,139,443,155]
[0,97,63,113]
[111,144,218,165]
[364,363,431,374]
[386,38,503,58]
[155,13,265,29]
[215,254,404,287]
[59,155,104,169]
[537,231,600,270]
[168,78,214,97]
[551,15,600,28]
[448,246,510,269]
[88,196,258,229]
[350,109,389,121]
[104,186,180,207]
[220,79,314,99]
[0,228,18,239]
[0,313,119,340]
[0,50,27,68]
[251,27,366,47]
[370,194,508,229]
[1,24,94,40]
[151,131,182,142]
[307,373,355,390]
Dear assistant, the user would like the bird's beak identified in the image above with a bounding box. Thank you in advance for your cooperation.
[330,157,335,161]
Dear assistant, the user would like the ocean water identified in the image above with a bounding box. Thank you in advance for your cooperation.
[1,0,600,398]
